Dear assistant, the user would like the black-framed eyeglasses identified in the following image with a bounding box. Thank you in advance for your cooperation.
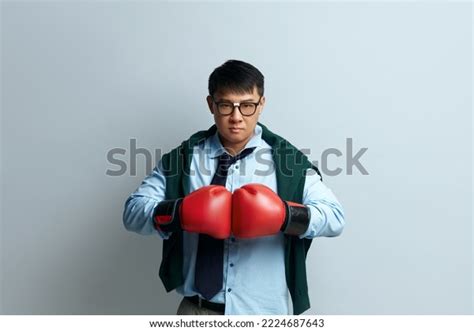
[211,96,262,116]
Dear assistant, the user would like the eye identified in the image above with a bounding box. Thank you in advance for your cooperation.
[241,103,254,109]
[220,103,232,109]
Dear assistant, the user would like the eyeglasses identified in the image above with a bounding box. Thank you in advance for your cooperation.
[212,96,262,116]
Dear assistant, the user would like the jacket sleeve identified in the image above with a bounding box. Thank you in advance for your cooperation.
[299,168,345,239]
[122,159,171,239]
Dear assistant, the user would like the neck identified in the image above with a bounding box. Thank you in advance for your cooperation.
[218,134,253,156]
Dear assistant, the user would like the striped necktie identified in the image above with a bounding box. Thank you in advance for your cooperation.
[194,147,256,300]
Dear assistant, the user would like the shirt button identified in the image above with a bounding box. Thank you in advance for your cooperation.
[228,288,232,292]
[231,238,236,243]
[230,263,234,267]
[235,165,239,169]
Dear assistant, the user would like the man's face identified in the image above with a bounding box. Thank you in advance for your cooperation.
[206,86,265,153]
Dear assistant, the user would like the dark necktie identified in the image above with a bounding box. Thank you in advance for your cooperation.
[194,147,255,300]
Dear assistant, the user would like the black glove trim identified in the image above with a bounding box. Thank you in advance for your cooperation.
[281,202,311,236]
[153,198,183,232]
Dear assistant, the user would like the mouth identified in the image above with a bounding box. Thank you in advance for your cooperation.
[229,127,243,133]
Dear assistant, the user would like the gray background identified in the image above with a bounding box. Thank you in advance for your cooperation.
[1,1,472,314]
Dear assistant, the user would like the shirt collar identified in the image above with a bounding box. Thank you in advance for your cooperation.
[208,124,263,159]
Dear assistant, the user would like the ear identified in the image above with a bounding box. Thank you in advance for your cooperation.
[206,95,214,114]
[259,96,266,114]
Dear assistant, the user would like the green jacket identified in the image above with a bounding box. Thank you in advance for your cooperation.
[158,122,321,315]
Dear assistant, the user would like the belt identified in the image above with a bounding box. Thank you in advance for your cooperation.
[186,295,225,313]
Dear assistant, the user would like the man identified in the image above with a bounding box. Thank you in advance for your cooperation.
[123,59,345,315]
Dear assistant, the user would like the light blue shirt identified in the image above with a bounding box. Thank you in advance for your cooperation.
[123,124,345,315]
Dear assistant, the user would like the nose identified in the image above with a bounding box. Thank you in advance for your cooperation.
[229,105,243,122]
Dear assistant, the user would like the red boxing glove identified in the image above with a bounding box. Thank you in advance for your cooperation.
[232,184,310,239]
[154,185,232,239]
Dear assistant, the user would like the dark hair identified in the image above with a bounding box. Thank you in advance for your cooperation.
[208,59,264,98]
